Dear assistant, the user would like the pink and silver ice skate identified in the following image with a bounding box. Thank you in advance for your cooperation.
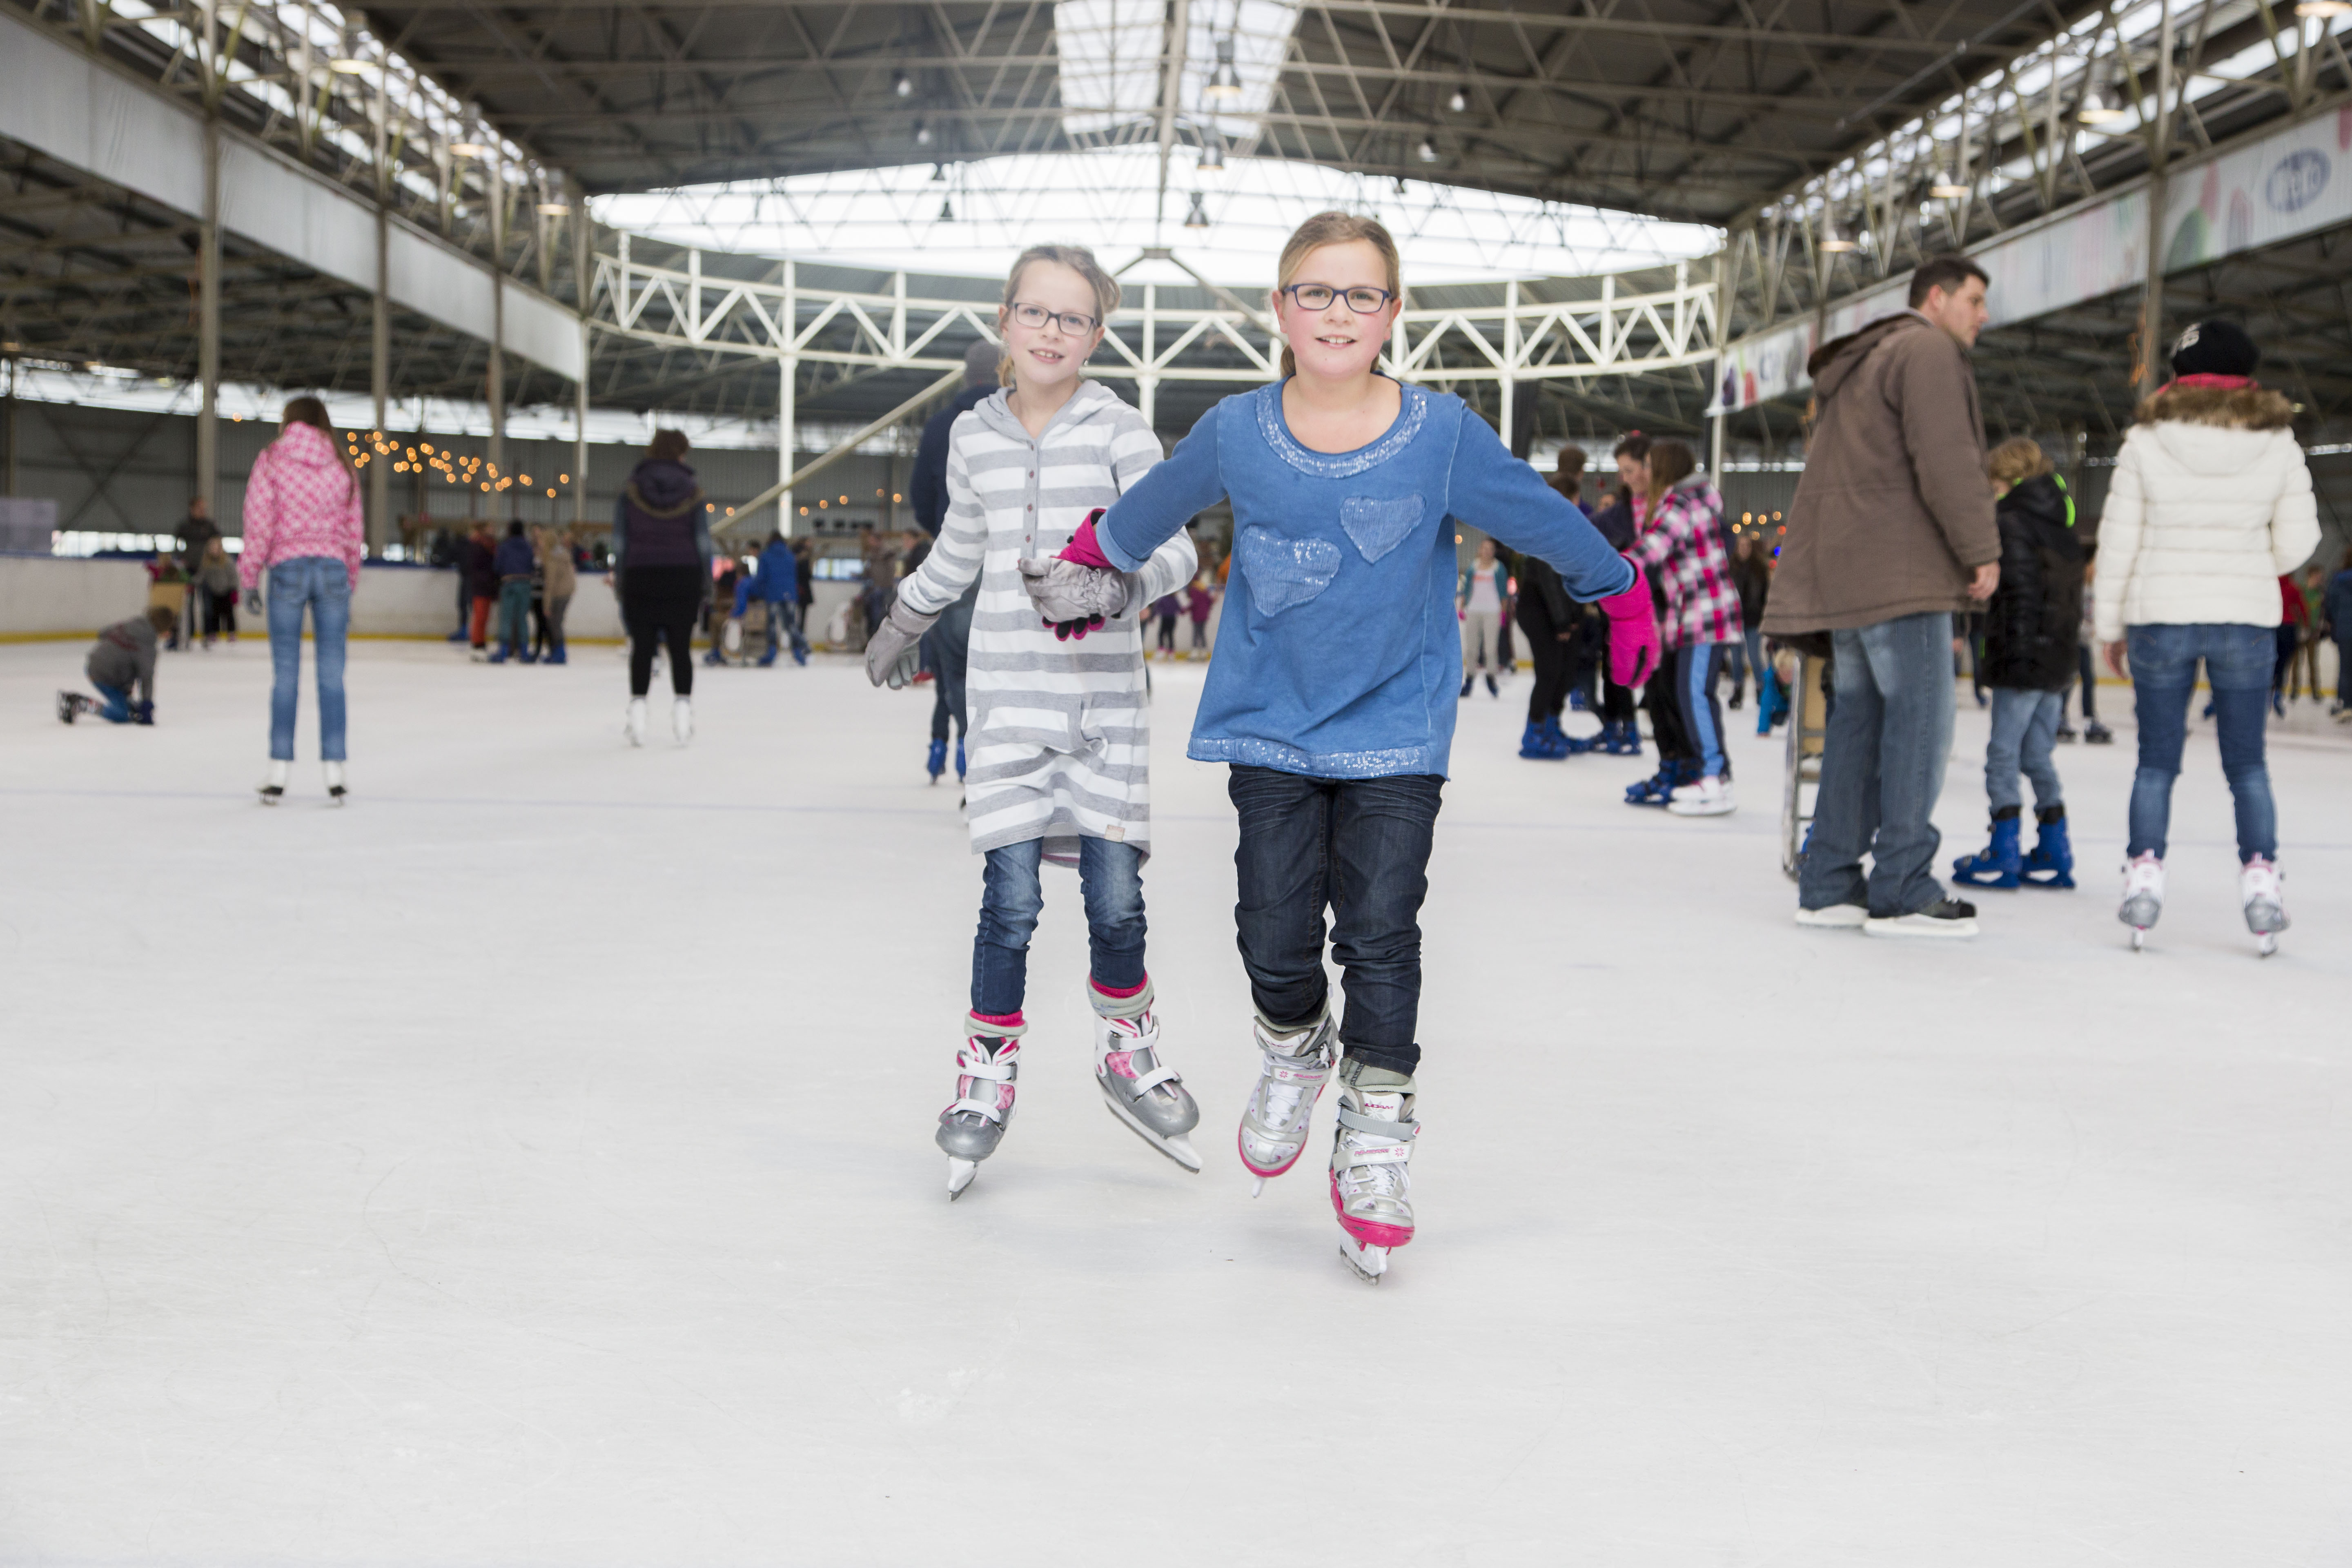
[1330,1059,1417,1283]
[1237,1009,1337,1196]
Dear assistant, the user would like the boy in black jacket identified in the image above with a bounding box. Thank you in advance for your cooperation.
[58,606,177,725]
[1953,439,2085,889]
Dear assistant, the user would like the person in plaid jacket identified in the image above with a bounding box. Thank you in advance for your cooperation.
[1624,437,1743,816]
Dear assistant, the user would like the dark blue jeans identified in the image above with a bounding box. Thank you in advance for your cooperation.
[1798,610,1956,917]
[1228,766,1444,1078]
[2125,623,2276,863]
[971,835,1146,1016]
[91,681,134,724]
[265,556,350,762]
[926,585,976,744]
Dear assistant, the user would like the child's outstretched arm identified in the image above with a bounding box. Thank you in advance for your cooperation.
[1089,416,1228,574]
[1448,415,1633,602]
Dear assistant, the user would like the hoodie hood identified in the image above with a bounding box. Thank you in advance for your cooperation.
[271,420,349,472]
[1999,473,2073,532]
[2135,383,2297,478]
[625,458,701,514]
[1806,310,1929,402]
[971,379,1124,445]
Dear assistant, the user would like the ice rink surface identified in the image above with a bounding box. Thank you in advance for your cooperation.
[2,636,2348,1568]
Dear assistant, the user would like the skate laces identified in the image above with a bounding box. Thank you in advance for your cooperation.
[1334,1093,1417,1206]
[1254,1024,1333,1134]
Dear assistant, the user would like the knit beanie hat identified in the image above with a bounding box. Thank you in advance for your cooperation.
[2169,319,2259,379]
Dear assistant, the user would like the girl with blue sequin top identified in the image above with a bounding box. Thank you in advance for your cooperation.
[1064,212,1659,1280]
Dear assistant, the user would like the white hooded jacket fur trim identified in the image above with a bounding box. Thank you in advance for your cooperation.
[2092,383,2319,644]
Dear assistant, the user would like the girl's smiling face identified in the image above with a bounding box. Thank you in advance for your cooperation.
[1273,240,1401,382]
[998,260,1106,394]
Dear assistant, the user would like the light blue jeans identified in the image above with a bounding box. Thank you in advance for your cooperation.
[1985,687,2064,813]
[2125,623,2276,863]
[1798,611,1956,918]
[971,835,1147,1016]
[266,556,350,762]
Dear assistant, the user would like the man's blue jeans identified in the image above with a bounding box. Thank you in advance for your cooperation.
[1228,766,1444,1078]
[2125,623,2276,863]
[971,835,1147,1016]
[1799,610,1956,917]
[265,556,350,762]
[926,585,976,744]
[1985,687,2064,812]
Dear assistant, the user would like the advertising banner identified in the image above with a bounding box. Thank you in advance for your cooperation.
[2162,106,2352,272]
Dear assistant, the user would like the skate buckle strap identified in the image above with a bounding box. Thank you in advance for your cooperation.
[947,1094,1009,1124]
[1124,1061,1181,1094]
[1334,1106,1419,1142]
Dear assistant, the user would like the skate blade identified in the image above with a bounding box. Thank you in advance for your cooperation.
[1251,1176,1265,1198]
[2130,929,2147,951]
[2257,933,2278,958]
[1339,1238,1390,1283]
[1098,1082,1203,1172]
[947,1158,978,1199]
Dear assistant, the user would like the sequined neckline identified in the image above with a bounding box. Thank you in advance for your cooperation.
[1254,380,1428,479]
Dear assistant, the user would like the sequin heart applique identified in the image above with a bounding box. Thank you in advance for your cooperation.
[1338,493,1425,564]
[1236,526,1343,615]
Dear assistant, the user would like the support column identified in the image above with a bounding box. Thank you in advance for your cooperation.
[4,357,17,496]
[2137,0,2176,400]
[573,322,590,528]
[776,259,796,533]
[1710,242,1734,477]
[1498,279,1517,445]
[370,204,390,557]
[197,122,221,521]
[487,157,506,473]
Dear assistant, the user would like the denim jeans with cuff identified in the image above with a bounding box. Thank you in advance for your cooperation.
[1985,686,2065,813]
[971,835,1147,1016]
[1228,766,1444,1078]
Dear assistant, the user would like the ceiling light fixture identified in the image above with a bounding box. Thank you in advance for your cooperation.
[1447,87,1467,113]
[449,141,487,157]
[2076,78,2128,124]
[1930,168,1970,198]
[915,119,932,145]
[1817,211,1856,253]
[536,201,571,216]
[929,162,947,182]
[1206,38,1243,100]
[1416,137,1438,163]
[893,69,914,97]
[327,57,370,74]
[1185,191,1210,229]
[938,198,954,222]
[2293,0,2349,16]
[1198,137,1225,173]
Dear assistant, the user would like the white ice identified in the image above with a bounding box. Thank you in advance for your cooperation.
[2,639,2347,1566]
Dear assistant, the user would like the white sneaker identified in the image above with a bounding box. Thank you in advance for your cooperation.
[624,697,648,747]
[1794,902,1868,929]
[1666,775,1736,816]
[672,695,695,745]
[322,760,346,805]
[1863,897,1980,939]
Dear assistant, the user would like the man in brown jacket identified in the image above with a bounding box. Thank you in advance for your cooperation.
[1764,254,2001,938]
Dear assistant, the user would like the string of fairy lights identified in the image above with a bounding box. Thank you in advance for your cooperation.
[342,429,569,500]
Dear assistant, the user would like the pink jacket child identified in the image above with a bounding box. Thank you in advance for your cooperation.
[237,420,365,594]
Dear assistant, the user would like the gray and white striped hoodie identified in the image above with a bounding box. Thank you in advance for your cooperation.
[897,381,1197,861]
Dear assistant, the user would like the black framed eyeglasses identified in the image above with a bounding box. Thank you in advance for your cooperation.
[1279,283,1396,314]
[1009,301,1100,334]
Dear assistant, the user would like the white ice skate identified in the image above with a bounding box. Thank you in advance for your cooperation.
[1090,981,1200,1172]
[1665,775,1735,817]
[323,760,347,805]
[1238,1009,1337,1196]
[939,1014,1025,1199]
[1330,1058,1417,1283]
[258,759,289,805]
[672,695,695,745]
[624,697,648,747]
[2118,852,2164,951]
[2241,856,2287,958]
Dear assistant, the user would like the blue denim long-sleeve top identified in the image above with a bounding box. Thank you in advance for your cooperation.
[1094,381,1635,778]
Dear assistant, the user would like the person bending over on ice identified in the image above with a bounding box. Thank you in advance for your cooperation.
[1069,211,1655,1281]
[58,606,177,726]
[1621,438,1742,816]
[1949,439,2084,891]
[863,243,1199,1200]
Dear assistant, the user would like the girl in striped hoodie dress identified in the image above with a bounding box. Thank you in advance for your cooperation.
[864,244,1200,1198]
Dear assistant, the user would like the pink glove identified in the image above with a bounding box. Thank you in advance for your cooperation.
[1601,559,1660,688]
[1060,512,1116,570]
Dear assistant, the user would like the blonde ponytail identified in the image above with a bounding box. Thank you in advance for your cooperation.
[1272,212,1404,380]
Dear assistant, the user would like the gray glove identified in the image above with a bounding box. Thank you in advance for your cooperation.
[864,597,940,689]
[243,588,263,617]
[1016,556,1131,625]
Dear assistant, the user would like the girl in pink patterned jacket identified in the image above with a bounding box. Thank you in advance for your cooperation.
[1624,437,1743,817]
[237,396,364,805]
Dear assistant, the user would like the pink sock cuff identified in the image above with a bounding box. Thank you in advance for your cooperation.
[970,1010,1025,1029]
[1089,974,1149,1000]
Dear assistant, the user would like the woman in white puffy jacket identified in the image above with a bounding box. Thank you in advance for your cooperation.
[2094,320,2319,952]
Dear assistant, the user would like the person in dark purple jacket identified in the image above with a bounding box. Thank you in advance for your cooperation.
[611,429,712,745]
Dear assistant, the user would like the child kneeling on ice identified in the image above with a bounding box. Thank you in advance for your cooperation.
[864,244,1199,1198]
[57,606,176,725]
[1952,437,2084,889]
